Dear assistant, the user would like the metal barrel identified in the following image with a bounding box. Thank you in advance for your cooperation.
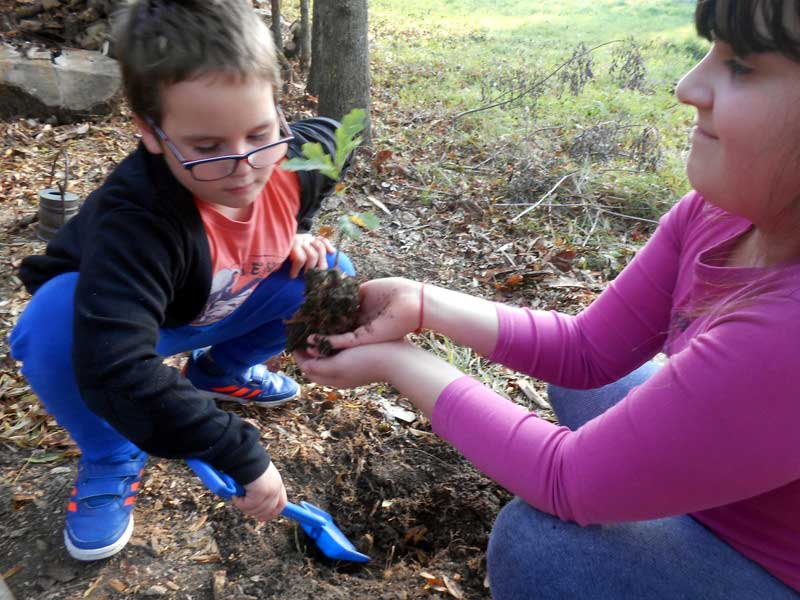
[37,188,80,242]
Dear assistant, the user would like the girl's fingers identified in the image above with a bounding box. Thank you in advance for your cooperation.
[312,331,360,349]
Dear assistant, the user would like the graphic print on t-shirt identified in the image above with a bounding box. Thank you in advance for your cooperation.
[192,255,284,325]
[191,166,301,326]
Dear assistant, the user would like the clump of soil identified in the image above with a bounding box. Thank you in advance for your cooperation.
[286,268,360,356]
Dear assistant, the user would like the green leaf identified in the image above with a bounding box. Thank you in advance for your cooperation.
[281,142,339,181]
[338,215,362,240]
[334,108,367,172]
[354,211,380,230]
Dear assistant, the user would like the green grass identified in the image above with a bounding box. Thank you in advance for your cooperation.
[366,0,708,225]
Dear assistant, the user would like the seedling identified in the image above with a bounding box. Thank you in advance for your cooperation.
[281,108,378,355]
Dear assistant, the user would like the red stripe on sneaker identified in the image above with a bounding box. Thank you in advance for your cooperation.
[210,385,240,393]
[244,389,261,399]
[131,481,140,492]
[124,496,136,506]
[230,387,251,398]
[68,501,77,512]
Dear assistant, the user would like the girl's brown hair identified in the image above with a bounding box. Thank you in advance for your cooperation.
[695,0,800,61]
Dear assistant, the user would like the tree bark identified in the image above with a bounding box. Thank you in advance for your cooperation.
[314,0,371,142]
[299,0,311,72]
[270,0,282,53]
[307,0,323,96]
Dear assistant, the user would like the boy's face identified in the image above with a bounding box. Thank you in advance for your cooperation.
[137,74,281,212]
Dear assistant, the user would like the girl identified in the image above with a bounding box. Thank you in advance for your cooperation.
[296,0,800,598]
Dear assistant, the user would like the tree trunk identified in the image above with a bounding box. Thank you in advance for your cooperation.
[307,0,323,96]
[299,0,311,72]
[315,0,371,142]
[270,0,282,53]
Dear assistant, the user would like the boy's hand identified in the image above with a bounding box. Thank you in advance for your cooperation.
[289,233,335,278]
[232,462,287,522]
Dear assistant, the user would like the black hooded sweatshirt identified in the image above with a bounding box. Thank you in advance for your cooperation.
[19,117,345,485]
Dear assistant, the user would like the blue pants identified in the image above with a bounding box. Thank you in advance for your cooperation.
[9,254,353,463]
[487,363,799,599]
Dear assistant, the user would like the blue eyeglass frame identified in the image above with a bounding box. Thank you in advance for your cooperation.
[144,107,294,181]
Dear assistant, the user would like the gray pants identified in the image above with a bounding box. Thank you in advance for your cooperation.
[487,363,799,600]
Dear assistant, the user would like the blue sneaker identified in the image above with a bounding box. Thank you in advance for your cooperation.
[184,348,299,407]
[64,450,147,561]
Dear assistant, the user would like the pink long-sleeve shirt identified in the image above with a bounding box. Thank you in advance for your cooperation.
[432,192,800,591]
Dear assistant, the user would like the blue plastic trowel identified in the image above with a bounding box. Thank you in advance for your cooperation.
[186,459,369,563]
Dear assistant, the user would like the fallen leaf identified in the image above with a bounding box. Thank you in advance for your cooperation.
[443,575,465,599]
[504,273,524,287]
[404,525,428,545]
[372,149,393,174]
[190,514,208,532]
[2,564,22,579]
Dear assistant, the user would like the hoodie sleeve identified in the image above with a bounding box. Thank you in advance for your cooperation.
[70,197,270,486]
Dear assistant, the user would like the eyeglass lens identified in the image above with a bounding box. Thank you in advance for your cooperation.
[191,140,290,181]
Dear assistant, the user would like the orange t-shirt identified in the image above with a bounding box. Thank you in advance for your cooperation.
[190,167,301,326]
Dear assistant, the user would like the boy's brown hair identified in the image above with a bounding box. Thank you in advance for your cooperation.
[113,0,281,124]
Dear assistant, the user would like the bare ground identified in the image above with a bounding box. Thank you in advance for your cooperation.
[0,72,614,598]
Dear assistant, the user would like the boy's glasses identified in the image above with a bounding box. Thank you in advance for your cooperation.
[145,108,294,182]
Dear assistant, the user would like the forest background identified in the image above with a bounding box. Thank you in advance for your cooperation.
[0,1,704,598]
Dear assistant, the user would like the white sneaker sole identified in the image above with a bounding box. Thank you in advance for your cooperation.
[64,514,134,561]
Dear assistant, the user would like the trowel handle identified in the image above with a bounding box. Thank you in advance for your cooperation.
[186,458,244,499]
[185,459,328,529]
[280,501,328,530]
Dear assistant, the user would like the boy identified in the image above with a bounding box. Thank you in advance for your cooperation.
[9,0,354,561]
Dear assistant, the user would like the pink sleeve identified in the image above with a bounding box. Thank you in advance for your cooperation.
[490,195,693,387]
[431,193,800,523]
[432,292,800,525]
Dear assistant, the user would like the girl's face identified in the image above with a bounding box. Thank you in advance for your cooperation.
[676,41,800,227]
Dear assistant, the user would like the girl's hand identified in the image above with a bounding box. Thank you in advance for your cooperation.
[309,278,423,352]
[232,462,287,522]
[296,340,463,418]
[289,233,335,279]
[294,339,412,389]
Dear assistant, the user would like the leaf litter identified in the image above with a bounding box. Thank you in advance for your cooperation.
[0,38,652,600]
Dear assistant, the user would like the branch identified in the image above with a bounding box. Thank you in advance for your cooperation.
[511,171,577,223]
[452,40,623,123]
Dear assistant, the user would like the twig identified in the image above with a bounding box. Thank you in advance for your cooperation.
[597,207,658,224]
[582,209,603,246]
[502,198,660,226]
[453,40,623,122]
[511,171,576,223]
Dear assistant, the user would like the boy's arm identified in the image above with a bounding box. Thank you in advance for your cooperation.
[287,117,353,233]
[72,207,269,486]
